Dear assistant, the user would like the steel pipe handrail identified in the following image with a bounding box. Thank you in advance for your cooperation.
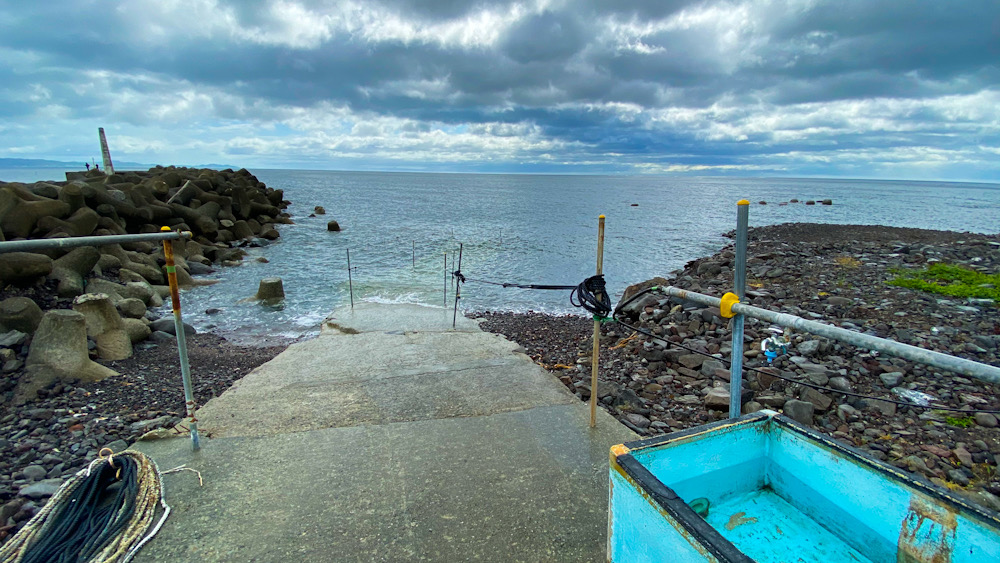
[659,285,1000,385]
[0,231,192,253]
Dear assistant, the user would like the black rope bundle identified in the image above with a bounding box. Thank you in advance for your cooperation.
[20,456,139,563]
[571,275,612,318]
[454,271,611,318]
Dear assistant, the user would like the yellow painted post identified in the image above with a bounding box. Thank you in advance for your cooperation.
[161,227,200,450]
[590,215,605,428]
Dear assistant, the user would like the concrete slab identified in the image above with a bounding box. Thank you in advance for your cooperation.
[322,303,480,334]
[135,405,632,562]
[129,303,636,562]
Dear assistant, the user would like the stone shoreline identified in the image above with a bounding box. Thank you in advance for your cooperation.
[0,166,293,541]
[477,222,1000,514]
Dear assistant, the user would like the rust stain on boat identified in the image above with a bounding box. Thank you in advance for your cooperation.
[897,496,957,563]
[725,511,758,531]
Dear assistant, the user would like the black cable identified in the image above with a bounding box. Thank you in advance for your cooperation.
[22,455,140,563]
[611,313,1000,415]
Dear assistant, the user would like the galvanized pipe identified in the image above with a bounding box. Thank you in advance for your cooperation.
[161,227,200,451]
[659,286,1000,385]
[729,200,749,418]
[0,231,191,253]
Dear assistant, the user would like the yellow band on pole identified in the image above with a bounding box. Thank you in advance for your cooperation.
[737,199,750,205]
[720,292,740,318]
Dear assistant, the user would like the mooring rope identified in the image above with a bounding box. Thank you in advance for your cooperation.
[0,449,198,563]
[454,272,612,318]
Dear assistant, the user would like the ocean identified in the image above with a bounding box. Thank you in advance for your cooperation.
[4,169,999,342]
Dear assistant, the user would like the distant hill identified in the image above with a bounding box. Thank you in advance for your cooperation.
[0,157,153,169]
[0,158,238,170]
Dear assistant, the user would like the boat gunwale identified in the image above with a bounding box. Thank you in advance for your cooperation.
[613,410,1000,558]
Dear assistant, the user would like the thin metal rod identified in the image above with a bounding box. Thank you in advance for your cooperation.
[590,215,606,428]
[347,249,354,309]
[161,227,200,451]
[452,243,463,328]
[0,231,191,254]
[730,200,749,419]
[412,241,415,269]
[658,286,1000,385]
[443,252,448,306]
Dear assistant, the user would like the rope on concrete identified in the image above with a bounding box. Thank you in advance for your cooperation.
[0,449,200,563]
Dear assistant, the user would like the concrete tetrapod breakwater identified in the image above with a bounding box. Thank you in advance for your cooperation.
[131,303,635,562]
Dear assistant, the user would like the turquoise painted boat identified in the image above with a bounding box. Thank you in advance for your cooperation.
[608,410,1000,562]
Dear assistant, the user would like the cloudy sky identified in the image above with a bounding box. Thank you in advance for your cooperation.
[1,1,998,180]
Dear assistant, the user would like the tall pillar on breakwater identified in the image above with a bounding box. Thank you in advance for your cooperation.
[98,127,115,175]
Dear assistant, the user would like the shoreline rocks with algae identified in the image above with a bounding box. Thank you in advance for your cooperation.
[476,222,1000,514]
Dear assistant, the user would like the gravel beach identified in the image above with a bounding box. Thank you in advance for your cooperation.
[477,222,1000,514]
[2,220,999,543]
[0,332,287,542]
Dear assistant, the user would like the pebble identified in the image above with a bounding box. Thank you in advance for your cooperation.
[18,479,62,499]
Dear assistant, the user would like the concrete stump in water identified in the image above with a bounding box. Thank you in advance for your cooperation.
[256,277,285,304]
[72,293,133,360]
[20,310,118,400]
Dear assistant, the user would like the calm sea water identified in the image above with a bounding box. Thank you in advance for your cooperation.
[4,169,999,342]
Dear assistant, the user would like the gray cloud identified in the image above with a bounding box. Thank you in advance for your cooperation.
[0,0,997,179]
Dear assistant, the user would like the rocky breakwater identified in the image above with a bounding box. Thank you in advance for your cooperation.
[0,166,291,540]
[479,223,1000,514]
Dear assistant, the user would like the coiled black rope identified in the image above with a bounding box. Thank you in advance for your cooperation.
[571,275,612,319]
[453,272,612,318]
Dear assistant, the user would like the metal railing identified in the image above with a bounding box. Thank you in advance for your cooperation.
[672,201,1000,418]
[0,230,201,450]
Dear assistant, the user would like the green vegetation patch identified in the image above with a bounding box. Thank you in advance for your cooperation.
[945,415,975,428]
[888,263,1000,304]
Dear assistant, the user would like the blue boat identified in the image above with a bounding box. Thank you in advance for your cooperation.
[608,410,1000,562]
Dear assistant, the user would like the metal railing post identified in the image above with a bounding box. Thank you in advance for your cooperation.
[729,200,749,419]
[160,227,200,451]
[658,286,1000,385]
[0,231,189,253]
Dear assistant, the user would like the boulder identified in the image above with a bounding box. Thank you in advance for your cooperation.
[72,293,132,360]
[0,252,53,284]
[0,296,43,334]
[116,297,148,319]
[783,399,815,425]
[0,186,71,238]
[20,310,118,399]
[122,318,152,344]
[149,317,196,336]
[49,246,101,297]
[326,220,341,232]
[314,206,326,215]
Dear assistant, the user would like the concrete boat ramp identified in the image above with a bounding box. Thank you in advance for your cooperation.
[132,303,635,562]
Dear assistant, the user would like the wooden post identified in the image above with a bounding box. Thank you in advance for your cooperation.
[452,243,463,328]
[347,249,354,309]
[590,215,605,428]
